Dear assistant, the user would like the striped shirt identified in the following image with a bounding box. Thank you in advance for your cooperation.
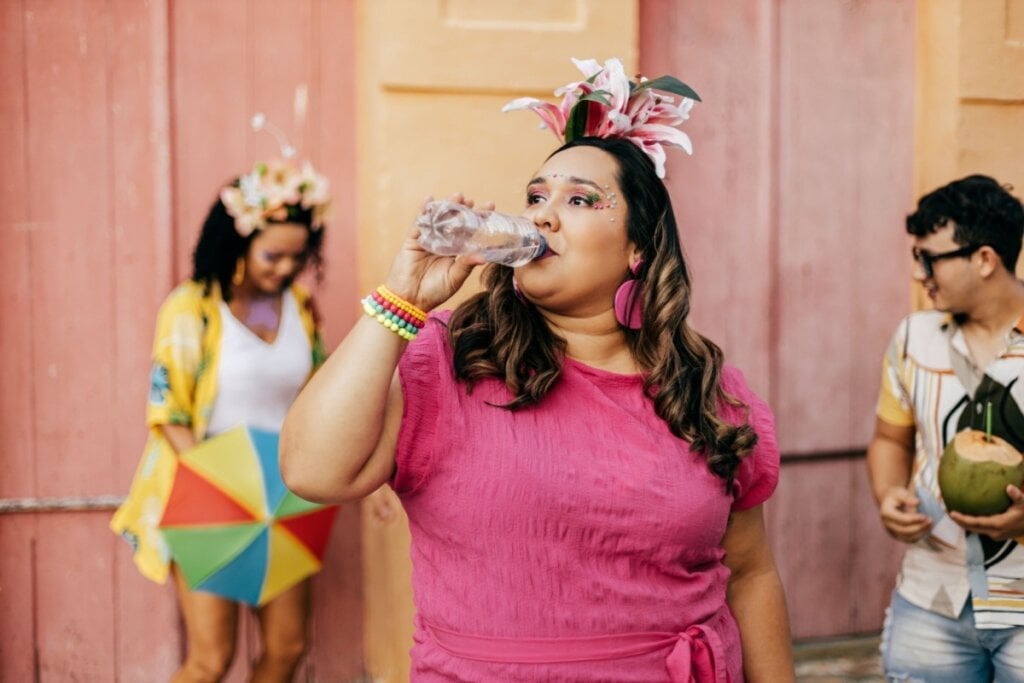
[877,309,1024,628]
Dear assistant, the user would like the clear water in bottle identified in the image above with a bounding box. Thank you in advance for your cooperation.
[416,200,547,267]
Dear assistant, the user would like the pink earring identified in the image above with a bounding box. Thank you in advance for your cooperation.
[614,260,644,330]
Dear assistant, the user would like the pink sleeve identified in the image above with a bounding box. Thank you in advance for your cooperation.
[391,313,451,495]
[720,365,781,511]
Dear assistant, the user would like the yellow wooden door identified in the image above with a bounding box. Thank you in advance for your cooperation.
[356,1,636,678]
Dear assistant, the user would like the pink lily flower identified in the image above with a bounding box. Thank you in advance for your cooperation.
[627,124,694,178]
[502,57,699,178]
[501,98,568,141]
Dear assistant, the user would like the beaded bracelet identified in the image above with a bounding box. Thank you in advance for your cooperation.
[376,285,427,324]
[362,287,427,341]
[362,296,420,340]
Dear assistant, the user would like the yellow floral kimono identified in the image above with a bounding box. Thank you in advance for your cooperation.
[110,280,326,584]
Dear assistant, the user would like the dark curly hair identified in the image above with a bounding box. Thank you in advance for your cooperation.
[447,136,757,488]
[907,174,1024,272]
[191,184,325,301]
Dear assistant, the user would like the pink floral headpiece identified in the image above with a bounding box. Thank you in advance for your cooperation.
[502,57,700,179]
[220,113,332,237]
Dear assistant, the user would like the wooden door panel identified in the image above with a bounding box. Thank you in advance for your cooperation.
[961,0,1024,100]
[358,2,637,678]
[0,0,35,502]
[0,518,37,682]
[35,515,116,681]
[646,0,777,396]
[774,0,914,454]
[374,0,636,91]
[24,0,116,499]
[642,0,913,639]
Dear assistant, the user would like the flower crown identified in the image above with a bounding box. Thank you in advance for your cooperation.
[220,159,331,237]
[219,113,331,237]
[502,57,700,179]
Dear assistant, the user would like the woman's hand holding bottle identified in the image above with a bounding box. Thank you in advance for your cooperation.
[384,194,490,313]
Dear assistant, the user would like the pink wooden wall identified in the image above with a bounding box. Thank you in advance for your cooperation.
[642,0,913,638]
[0,1,362,680]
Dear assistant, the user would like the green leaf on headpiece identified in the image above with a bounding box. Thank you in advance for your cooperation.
[634,75,701,102]
[564,90,614,142]
[564,101,589,142]
[585,69,605,85]
[580,90,613,107]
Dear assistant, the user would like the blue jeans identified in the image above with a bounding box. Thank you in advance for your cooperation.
[882,590,1024,682]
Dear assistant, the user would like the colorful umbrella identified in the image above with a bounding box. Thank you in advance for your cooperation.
[158,425,337,606]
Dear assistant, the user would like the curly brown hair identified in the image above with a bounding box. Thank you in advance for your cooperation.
[447,136,757,488]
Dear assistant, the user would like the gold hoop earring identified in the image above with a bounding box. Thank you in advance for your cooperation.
[232,257,246,286]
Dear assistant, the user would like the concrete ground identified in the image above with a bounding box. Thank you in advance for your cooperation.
[793,633,883,683]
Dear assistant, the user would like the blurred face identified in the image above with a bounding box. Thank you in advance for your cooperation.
[243,222,310,295]
[515,146,638,318]
[911,224,980,313]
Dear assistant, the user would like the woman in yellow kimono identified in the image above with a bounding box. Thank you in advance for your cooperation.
[111,158,330,682]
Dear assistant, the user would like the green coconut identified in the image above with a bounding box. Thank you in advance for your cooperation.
[938,429,1024,516]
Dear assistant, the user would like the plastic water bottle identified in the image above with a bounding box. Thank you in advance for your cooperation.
[416,200,547,267]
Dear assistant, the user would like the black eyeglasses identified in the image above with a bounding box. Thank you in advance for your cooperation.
[911,244,983,278]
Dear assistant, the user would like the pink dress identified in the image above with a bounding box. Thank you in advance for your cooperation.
[393,313,780,682]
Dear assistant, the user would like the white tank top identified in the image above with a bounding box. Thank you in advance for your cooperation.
[206,289,312,436]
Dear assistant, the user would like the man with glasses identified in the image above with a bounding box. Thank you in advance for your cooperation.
[868,175,1024,681]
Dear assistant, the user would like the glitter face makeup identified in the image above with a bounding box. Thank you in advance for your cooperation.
[592,192,617,210]
[592,189,619,221]
[528,175,620,211]
[525,164,626,227]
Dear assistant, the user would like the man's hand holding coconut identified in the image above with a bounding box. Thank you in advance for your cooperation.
[941,428,1024,542]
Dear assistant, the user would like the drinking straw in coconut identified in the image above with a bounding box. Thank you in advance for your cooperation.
[986,401,993,443]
